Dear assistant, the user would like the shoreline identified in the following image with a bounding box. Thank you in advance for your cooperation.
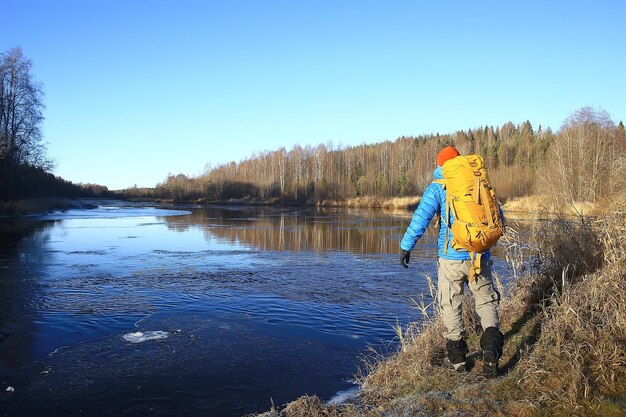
[2,194,600,218]
[127,194,599,216]
[125,195,422,210]
[0,198,99,218]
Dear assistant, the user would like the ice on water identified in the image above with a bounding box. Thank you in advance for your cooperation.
[40,202,191,220]
[326,386,360,405]
[123,331,170,343]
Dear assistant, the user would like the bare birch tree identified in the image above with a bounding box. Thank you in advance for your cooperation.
[0,47,46,199]
[541,107,623,204]
[277,147,287,197]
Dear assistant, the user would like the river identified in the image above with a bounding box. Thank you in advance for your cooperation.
[0,200,512,416]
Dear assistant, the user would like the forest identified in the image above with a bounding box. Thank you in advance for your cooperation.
[139,112,624,205]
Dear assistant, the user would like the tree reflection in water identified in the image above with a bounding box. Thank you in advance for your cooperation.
[0,219,56,378]
[161,206,440,257]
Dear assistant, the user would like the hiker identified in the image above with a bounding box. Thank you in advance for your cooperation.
[399,146,504,378]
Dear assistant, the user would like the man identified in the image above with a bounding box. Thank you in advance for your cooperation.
[399,145,503,378]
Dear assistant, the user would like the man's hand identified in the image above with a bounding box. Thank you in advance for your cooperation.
[400,250,411,268]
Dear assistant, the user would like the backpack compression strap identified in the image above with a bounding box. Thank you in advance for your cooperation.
[434,178,482,281]
[470,252,482,282]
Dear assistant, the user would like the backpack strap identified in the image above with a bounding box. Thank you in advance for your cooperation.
[472,173,481,204]
[433,179,450,255]
[479,180,495,227]
[470,252,482,282]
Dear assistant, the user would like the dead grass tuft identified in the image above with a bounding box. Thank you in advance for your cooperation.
[252,395,370,417]
[516,267,626,410]
[359,317,448,404]
[536,216,602,280]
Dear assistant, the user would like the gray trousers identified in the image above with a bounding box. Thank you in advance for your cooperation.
[437,258,500,341]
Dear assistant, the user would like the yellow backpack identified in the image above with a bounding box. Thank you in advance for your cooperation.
[434,155,504,280]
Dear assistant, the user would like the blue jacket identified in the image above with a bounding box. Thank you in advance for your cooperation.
[400,166,493,260]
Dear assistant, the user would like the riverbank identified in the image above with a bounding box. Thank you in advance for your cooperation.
[123,195,422,210]
[1,194,599,218]
[0,198,98,217]
[129,193,601,215]
[315,196,421,210]
[257,198,626,417]
[501,195,596,216]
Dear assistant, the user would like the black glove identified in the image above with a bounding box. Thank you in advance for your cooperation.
[400,250,411,268]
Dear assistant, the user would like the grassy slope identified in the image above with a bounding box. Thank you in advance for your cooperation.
[256,196,626,417]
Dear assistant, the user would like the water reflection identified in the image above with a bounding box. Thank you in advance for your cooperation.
[0,219,55,377]
[0,218,55,258]
[162,206,440,256]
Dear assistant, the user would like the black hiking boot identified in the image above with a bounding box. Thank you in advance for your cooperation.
[480,327,504,379]
[445,338,469,373]
[443,357,468,373]
[482,359,498,379]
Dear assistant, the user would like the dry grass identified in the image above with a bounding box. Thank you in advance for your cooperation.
[252,395,373,417]
[316,196,421,210]
[514,194,626,414]
[516,268,626,410]
[360,318,448,403]
[501,195,549,212]
[256,193,626,417]
[502,195,596,216]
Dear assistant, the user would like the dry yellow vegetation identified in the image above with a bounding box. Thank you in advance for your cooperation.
[502,195,596,216]
[316,196,421,210]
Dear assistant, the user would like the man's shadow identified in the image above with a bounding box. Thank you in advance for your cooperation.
[500,307,543,374]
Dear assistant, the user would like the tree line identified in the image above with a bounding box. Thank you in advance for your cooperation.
[148,108,623,204]
[148,121,552,202]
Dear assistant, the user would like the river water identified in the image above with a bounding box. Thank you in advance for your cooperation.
[0,201,511,416]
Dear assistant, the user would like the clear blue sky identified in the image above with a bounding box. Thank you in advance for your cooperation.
[2,1,625,190]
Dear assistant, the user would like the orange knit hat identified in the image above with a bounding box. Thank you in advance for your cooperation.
[437,146,460,166]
